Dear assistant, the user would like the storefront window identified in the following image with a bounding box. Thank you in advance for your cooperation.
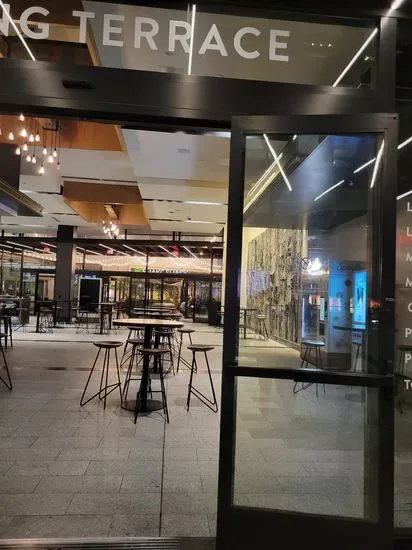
[0,2,378,88]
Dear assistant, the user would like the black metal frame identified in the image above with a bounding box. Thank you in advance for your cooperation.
[217,113,397,550]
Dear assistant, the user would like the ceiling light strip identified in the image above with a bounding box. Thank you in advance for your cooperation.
[370,140,385,189]
[314,179,345,202]
[0,1,36,61]
[6,240,33,250]
[41,242,57,248]
[397,189,412,201]
[159,245,177,257]
[263,134,292,191]
[332,27,378,87]
[187,4,197,75]
[353,158,376,174]
[183,245,197,259]
[123,244,146,257]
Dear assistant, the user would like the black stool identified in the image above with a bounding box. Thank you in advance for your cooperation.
[38,307,54,334]
[135,348,170,424]
[293,340,325,396]
[155,328,176,375]
[187,345,218,413]
[120,327,144,368]
[122,338,144,401]
[0,333,11,390]
[255,314,269,340]
[177,328,196,373]
[80,341,123,410]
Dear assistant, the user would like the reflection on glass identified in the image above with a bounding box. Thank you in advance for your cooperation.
[239,133,383,373]
[234,377,378,520]
[163,278,183,308]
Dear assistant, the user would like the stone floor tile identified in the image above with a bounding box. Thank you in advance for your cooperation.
[7,461,89,476]
[67,493,161,516]
[108,514,159,537]
[161,515,210,537]
[120,474,161,493]
[35,475,122,494]
[0,514,112,538]
[0,476,42,494]
[86,460,161,476]
[0,494,73,516]
[58,448,130,461]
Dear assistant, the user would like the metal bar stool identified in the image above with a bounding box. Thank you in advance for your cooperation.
[0,333,12,390]
[134,348,170,424]
[255,314,269,340]
[120,327,144,369]
[293,340,325,397]
[187,345,218,413]
[177,328,196,373]
[80,341,123,410]
[155,328,176,376]
[122,338,145,402]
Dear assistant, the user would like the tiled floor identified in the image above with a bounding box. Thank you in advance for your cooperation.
[0,320,411,538]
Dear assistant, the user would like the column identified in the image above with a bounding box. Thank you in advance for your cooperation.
[54,225,77,322]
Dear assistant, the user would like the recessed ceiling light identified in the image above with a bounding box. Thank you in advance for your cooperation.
[177,148,191,154]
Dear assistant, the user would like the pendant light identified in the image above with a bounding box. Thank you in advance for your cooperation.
[8,130,14,141]
[19,114,25,122]
[26,153,32,163]
[20,128,27,138]
[22,142,28,152]
[15,146,21,156]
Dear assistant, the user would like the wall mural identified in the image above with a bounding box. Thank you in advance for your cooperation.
[247,227,307,343]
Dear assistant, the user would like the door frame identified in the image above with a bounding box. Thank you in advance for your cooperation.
[217,113,398,550]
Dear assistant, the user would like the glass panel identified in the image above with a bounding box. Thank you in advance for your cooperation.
[162,278,183,309]
[130,277,146,308]
[1,2,377,88]
[238,132,383,374]
[234,377,378,520]
[194,280,210,323]
[147,278,162,305]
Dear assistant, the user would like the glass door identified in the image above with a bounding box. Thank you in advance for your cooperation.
[217,115,397,550]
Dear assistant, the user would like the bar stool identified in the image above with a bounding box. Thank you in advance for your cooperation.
[255,314,269,340]
[122,338,144,401]
[135,348,170,424]
[38,307,54,334]
[293,340,325,396]
[177,328,196,373]
[80,341,123,410]
[0,333,12,390]
[186,345,218,413]
[155,328,176,375]
[120,327,144,368]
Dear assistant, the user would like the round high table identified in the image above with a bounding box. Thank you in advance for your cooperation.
[113,318,184,413]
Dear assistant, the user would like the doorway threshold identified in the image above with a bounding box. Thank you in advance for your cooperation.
[0,538,216,550]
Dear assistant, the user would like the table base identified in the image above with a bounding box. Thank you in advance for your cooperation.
[121,399,164,414]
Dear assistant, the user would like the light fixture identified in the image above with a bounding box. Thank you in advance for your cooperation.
[32,155,37,164]
[57,161,60,171]
[20,128,27,138]
[183,245,198,259]
[123,245,146,256]
[48,155,54,164]
[52,148,58,158]
[0,1,36,60]
[29,134,34,143]
[26,154,32,163]
[8,130,14,141]
[187,3,197,75]
[186,219,216,224]
[22,142,28,152]
[353,158,376,174]
[370,140,385,189]
[398,136,412,151]
[35,133,40,143]
[39,165,45,175]
[314,179,345,202]
[42,146,48,156]
[6,241,34,250]
[19,114,25,122]
[292,134,297,141]
[15,146,21,156]
[332,28,378,87]
[397,189,412,201]
[263,134,292,191]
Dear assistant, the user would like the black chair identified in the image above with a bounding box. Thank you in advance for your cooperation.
[177,328,196,373]
[186,345,218,413]
[0,333,12,390]
[135,348,170,424]
[80,341,123,410]
[38,307,54,334]
[293,340,326,396]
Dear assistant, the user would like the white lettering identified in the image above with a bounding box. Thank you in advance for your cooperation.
[103,14,124,47]
[20,6,49,40]
[406,353,412,365]
[407,252,412,262]
[408,303,412,312]
[408,227,412,237]
[169,20,190,53]
[408,201,412,212]
[269,29,289,62]
[234,27,260,59]
[199,24,228,56]
[0,3,10,37]
[135,17,159,50]
[406,328,412,338]
[72,10,95,44]
[407,278,412,287]
[405,379,411,390]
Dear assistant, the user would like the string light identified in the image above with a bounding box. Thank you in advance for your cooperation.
[29,133,34,143]
[22,142,28,152]
[26,154,32,163]
[42,146,47,156]
[35,132,40,143]
[15,146,21,156]
[48,154,54,164]
[31,155,37,165]
[20,128,27,138]
[39,165,45,175]
[19,114,25,122]
[8,130,14,141]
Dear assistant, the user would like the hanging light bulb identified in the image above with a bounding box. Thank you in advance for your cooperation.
[35,133,40,143]
[22,142,28,152]
[26,154,32,163]
[20,128,27,138]
[39,165,45,175]
[52,148,58,158]
[19,114,25,122]
[32,155,37,164]
[57,161,60,171]
[15,146,21,156]
[42,146,47,156]
[48,154,54,164]
[29,134,34,143]
[8,130,14,141]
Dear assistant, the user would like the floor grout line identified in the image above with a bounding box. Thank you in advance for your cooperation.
[158,399,167,536]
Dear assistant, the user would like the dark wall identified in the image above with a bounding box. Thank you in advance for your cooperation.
[0,144,21,189]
